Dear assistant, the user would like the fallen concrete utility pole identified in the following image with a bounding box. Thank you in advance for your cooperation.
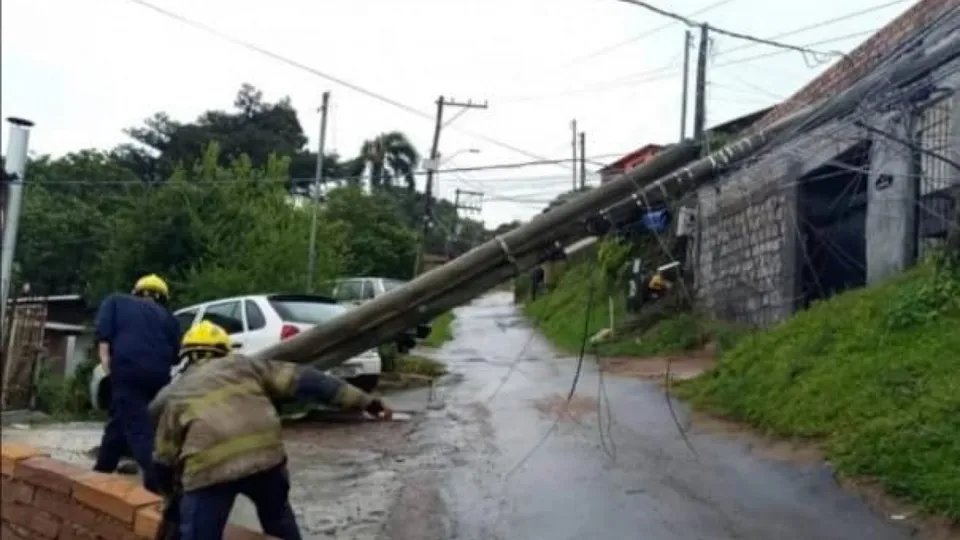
[255,38,960,370]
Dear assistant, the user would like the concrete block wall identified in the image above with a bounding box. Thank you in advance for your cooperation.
[695,120,864,326]
[1,443,274,540]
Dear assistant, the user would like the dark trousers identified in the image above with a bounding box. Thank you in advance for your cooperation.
[94,377,165,493]
[179,463,301,540]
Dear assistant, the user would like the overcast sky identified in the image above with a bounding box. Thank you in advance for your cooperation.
[1,0,913,226]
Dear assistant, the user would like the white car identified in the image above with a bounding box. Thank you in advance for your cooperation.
[329,277,432,352]
[89,293,382,411]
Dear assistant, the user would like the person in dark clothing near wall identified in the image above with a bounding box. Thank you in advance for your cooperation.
[93,273,181,494]
[530,266,545,301]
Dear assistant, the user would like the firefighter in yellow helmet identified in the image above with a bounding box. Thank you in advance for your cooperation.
[150,321,393,540]
[93,273,180,494]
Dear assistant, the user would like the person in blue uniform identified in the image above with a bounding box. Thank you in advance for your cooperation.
[93,274,181,494]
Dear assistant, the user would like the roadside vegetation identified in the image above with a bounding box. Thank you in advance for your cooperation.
[522,238,744,357]
[11,83,494,309]
[679,261,960,518]
[524,238,959,519]
[423,311,455,348]
[32,358,103,421]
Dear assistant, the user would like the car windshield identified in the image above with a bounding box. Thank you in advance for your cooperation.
[382,279,407,292]
[268,295,348,325]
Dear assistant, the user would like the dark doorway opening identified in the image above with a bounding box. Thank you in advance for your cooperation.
[797,141,872,308]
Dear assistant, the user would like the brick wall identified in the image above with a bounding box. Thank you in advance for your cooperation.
[749,0,954,134]
[1,443,273,540]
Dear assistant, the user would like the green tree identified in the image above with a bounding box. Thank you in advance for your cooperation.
[359,132,420,191]
[323,187,417,278]
[93,143,347,306]
[118,84,308,182]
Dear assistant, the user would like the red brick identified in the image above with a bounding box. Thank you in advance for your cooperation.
[34,488,135,540]
[13,457,90,495]
[0,522,30,540]
[72,473,161,524]
[57,524,98,540]
[0,476,36,504]
[1,501,61,538]
[0,443,49,476]
[133,504,163,538]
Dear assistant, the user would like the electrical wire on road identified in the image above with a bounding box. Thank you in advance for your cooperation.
[504,252,601,480]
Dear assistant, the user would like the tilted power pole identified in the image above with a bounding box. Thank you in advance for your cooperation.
[413,96,488,276]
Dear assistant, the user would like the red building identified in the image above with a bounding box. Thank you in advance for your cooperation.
[598,144,664,184]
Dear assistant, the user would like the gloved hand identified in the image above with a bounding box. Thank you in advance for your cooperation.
[364,398,393,420]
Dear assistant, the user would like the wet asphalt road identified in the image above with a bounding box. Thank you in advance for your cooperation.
[1,292,920,540]
[424,292,915,540]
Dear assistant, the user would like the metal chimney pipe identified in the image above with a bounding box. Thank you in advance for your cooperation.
[1,117,35,359]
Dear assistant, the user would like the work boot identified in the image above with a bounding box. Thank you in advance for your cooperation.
[117,459,139,475]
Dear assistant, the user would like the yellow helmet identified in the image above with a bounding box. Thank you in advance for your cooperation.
[181,320,231,355]
[133,274,169,298]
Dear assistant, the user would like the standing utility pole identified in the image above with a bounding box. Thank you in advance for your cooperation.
[1,117,34,362]
[445,188,484,257]
[306,91,330,293]
[570,119,578,190]
[680,30,693,141]
[579,132,586,190]
[692,24,710,149]
[414,96,488,276]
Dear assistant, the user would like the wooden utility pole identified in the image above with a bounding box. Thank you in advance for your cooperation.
[306,91,330,293]
[570,119,578,190]
[413,96,488,276]
[692,24,710,151]
[680,30,693,141]
[579,132,586,190]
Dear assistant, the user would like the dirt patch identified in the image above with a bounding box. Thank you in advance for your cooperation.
[532,393,598,422]
[600,355,714,381]
[689,411,960,540]
[690,411,825,464]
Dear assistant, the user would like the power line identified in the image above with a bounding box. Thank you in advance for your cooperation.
[613,0,842,61]
[123,0,568,168]
[499,28,875,104]
[561,0,738,67]
[716,0,910,58]
[26,153,631,186]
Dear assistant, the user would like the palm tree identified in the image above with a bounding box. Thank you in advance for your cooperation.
[359,132,420,191]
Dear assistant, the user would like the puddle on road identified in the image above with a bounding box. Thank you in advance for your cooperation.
[1,422,102,467]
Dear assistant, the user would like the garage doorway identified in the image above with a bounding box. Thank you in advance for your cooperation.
[797,141,872,308]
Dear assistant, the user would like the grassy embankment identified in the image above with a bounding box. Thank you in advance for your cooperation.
[524,254,960,518]
[522,254,743,357]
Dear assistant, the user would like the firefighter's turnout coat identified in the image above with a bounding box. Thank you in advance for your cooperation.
[149,354,373,492]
